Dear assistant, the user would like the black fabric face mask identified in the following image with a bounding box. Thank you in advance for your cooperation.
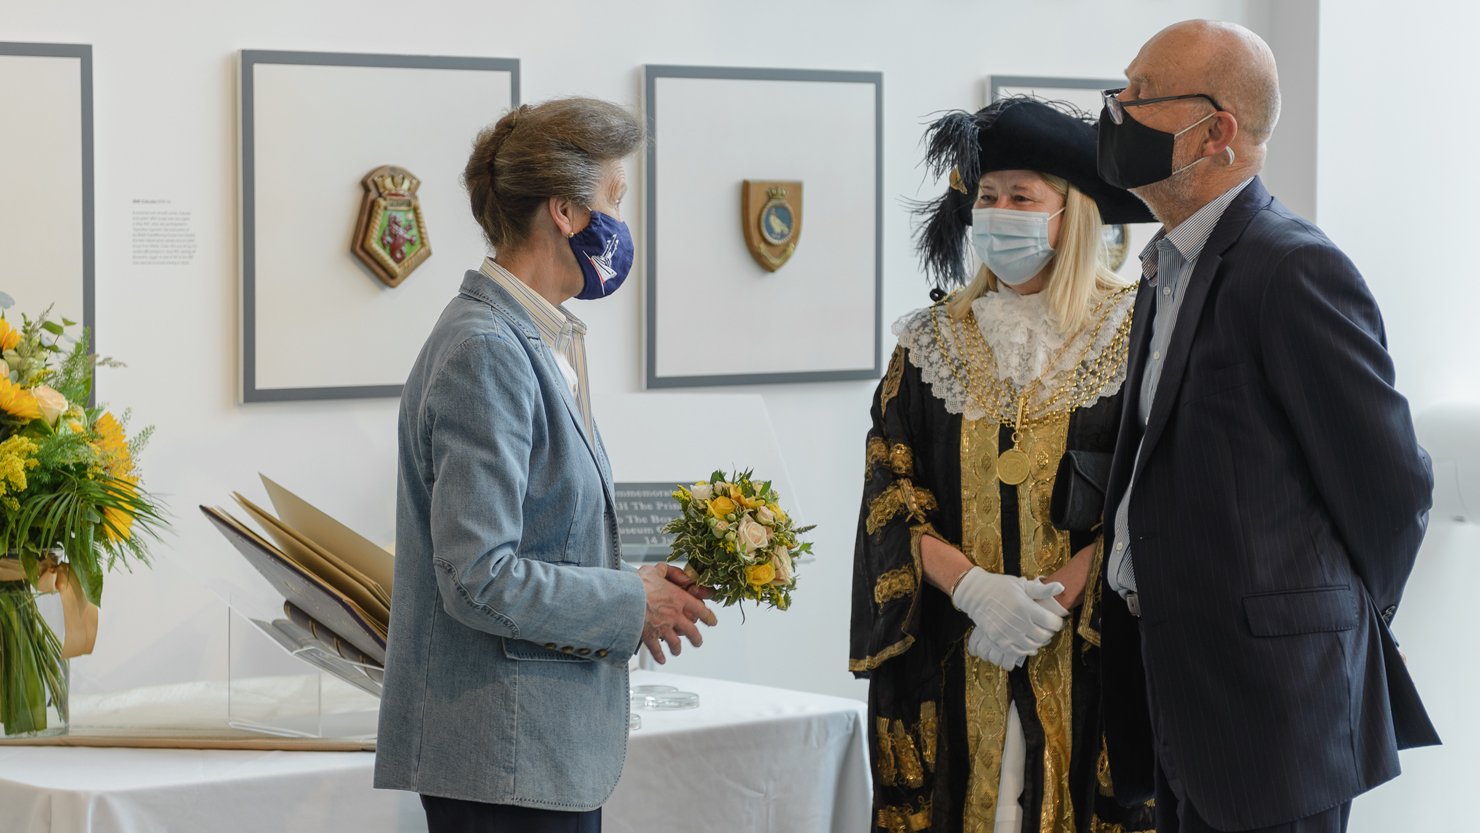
[1097,104,1212,189]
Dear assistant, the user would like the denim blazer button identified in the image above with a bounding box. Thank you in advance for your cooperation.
[544,642,558,649]
[576,648,591,656]
[596,649,609,658]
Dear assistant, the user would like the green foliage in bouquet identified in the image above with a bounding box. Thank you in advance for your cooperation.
[663,469,814,610]
[0,307,168,734]
[0,310,166,599]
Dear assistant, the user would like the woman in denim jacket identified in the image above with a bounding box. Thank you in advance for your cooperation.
[375,97,715,833]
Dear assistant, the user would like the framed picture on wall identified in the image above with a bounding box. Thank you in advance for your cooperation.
[643,65,883,388]
[988,75,1150,276]
[0,42,94,374]
[239,50,519,403]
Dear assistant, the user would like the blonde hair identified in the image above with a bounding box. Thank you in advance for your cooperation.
[945,173,1130,334]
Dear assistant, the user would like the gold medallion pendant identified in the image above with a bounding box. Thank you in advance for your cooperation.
[997,447,1031,485]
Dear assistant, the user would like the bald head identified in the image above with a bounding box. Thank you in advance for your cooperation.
[1133,20,1281,145]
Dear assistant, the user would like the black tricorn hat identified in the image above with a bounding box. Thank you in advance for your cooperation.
[914,96,1153,289]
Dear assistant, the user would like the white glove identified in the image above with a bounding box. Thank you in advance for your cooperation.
[967,627,1028,670]
[1030,579,1070,619]
[953,569,1067,667]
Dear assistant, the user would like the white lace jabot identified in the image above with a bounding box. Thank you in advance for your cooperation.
[892,287,1135,420]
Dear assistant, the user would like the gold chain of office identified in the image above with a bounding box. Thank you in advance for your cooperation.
[929,286,1134,484]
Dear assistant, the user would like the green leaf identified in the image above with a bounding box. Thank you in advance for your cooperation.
[40,321,64,336]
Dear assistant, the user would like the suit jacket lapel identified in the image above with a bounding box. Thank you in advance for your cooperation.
[1135,178,1272,470]
[1107,277,1158,509]
[471,274,615,511]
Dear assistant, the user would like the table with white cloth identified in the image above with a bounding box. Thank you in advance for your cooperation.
[0,670,871,833]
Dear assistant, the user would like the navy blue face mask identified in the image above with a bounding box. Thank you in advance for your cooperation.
[570,211,634,300]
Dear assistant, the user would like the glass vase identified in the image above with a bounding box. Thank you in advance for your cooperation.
[0,570,70,739]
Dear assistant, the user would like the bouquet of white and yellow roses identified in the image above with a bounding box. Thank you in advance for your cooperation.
[664,470,813,610]
[0,305,167,736]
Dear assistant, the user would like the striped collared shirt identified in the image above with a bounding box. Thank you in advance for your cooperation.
[1107,179,1253,598]
[479,258,595,441]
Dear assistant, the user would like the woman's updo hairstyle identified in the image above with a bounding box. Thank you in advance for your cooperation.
[464,97,644,252]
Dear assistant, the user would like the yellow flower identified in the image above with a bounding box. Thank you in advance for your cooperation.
[0,318,19,351]
[0,435,39,511]
[102,476,139,543]
[767,503,789,524]
[91,411,135,479]
[708,495,737,519]
[746,563,776,587]
[0,376,41,420]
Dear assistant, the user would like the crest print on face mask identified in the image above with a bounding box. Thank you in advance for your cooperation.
[570,211,635,300]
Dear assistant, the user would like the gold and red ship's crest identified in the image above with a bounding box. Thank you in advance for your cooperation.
[353,165,431,288]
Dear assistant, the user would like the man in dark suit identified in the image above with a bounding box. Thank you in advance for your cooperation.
[1093,19,1439,833]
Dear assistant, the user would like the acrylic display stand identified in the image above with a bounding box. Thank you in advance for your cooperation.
[225,603,381,741]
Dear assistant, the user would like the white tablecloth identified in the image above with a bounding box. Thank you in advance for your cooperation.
[0,671,871,833]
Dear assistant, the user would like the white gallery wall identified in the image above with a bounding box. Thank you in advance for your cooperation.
[1317,1,1480,830]
[11,0,1472,825]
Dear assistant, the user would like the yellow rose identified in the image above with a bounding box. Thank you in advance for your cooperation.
[32,386,67,427]
[768,503,789,524]
[746,563,776,587]
[708,495,737,518]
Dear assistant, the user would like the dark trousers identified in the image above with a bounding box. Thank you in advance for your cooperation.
[1154,766,1350,833]
[420,795,602,833]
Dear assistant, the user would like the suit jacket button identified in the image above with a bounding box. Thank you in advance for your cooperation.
[576,648,591,656]
[544,642,558,649]
[596,649,609,658]
[561,646,574,654]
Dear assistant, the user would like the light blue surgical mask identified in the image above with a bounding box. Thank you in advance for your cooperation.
[971,206,1065,286]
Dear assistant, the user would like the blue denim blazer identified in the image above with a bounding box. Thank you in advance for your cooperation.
[374,271,647,810]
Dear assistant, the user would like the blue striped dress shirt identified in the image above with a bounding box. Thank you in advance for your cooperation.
[1107,179,1253,597]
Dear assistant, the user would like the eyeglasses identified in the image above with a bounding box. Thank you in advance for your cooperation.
[1101,87,1224,125]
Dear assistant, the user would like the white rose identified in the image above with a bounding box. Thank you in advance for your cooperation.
[770,547,794,585]
[711,519,730,538]
[738,515,771,554]
[690,482,713,501]
[33,386,68,426]
[756,506,776,525]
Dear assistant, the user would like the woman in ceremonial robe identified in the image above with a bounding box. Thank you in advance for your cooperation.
[850,97,1156,833]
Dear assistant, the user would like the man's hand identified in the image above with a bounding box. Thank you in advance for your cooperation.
[638,564,717,663]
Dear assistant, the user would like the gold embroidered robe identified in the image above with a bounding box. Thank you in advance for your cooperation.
[850,305,1154,833]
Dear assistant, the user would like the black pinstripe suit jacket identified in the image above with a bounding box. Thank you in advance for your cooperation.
[1098,177,1439,831]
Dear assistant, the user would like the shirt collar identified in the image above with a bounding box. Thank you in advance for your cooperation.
[1139,178,1255,271]
[479,258,587,346]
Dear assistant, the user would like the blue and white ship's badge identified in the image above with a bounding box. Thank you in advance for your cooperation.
[741,180,803,272]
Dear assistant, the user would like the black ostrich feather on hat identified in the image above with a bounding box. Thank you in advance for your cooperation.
[911,96,1153,291]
